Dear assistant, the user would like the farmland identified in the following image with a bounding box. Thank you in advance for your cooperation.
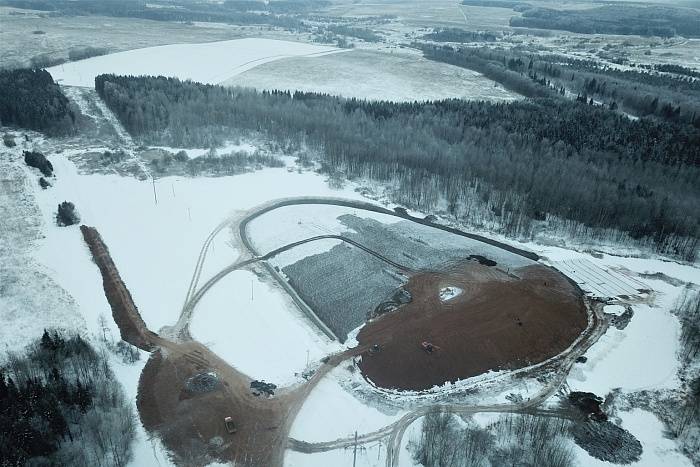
[225,49,519,102]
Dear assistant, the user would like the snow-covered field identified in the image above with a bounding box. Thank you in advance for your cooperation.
[225,49,520,102]
[190,269,341,387]
[3,122,699,466]
[47,38,343,87]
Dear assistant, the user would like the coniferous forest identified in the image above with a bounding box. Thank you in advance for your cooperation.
[0,331,136,466]
[0,69,76,135]
[95,74,699,260]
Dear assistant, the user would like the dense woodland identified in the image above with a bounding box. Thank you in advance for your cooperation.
[420,45,700,127]
[0,69,76,135]
[422,28,497,43]
[510,5,700,37]
[96,74,699,260]
[0,331,136,466]
[412,411,575,467]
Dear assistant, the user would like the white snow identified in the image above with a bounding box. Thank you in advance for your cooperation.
[439,286,462,302]
[190,269,340,386]
[568,302,681,395]
[38,155,364,334]
[47,38,343,87]
[226,49,520,102]
[604,304,627,316]
[246,203,400,256]
[150,141,257,159]
[285,445,386,467]
[290,367,404,442]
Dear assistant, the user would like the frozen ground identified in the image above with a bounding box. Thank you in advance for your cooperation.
[225,49,519,102]
[246,203,401,255]
[290,367,404,442]
[190,269,341,387]
[47,38,343,87]
[0,134,174,467]
[0,141,86,352]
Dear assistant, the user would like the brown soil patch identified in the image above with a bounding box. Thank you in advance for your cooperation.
[137,340,293,466]
[80,225,156,350]
[357,262,587,391]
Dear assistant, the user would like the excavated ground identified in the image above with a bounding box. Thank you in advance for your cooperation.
[357,261,588,391]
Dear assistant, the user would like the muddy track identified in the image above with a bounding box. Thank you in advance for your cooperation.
[81,223,370,466]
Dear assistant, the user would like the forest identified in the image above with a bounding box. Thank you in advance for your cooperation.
[0,69,76,135]
[0,331,136,466]
[411,411,575,467]
[420,45,700,127]
[422,28,498,43]
[509,5,700,37]
[95,74,699,260]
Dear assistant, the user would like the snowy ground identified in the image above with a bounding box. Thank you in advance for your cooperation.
[290,367,405,442]
[4,122,699,467]
[47,38,344,87]
[190,269,341,387]
[224,49,519,102]
[0,134,174,467]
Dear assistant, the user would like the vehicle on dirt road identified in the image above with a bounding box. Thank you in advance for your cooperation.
[224,416,237,434]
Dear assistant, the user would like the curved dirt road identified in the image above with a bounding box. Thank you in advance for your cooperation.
[86,197,603,466]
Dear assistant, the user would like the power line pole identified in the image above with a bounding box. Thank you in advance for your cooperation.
[151,176,158,205]
[353,431,358,467]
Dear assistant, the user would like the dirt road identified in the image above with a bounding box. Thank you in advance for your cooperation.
[82,196,603,466]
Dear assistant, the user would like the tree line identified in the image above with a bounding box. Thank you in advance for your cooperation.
[95,74,700,260]
[509,5,700,38]
[419,44,700,127]
[0,330,136,466]
[422,28,498,43]
[0,69,76,135]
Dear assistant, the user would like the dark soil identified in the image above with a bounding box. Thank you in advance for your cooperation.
[357,262,587,391]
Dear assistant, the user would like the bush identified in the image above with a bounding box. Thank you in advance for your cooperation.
[2,133,15,147]
[68,46,109,62]
[56,201,80,226]
[24,150,53,176]
[39,177,51,189]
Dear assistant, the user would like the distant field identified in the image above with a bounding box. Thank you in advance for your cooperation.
[0,8,316,69]
[324,0,515,30]
[47,38,342,87]
[225,49,519,102]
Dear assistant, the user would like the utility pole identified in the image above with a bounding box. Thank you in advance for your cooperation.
[152,176,158,205]
[251,280,254,301]
[346,429,365,464]
[353,431,358,467]
[171,183,175,198]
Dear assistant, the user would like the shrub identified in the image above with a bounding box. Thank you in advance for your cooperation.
[24,150,53,176]
[56,201,80,226]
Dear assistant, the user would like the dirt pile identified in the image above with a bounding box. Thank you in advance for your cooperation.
[358,262,587,391]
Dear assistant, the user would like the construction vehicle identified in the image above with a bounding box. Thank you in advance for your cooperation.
[224,416,237,434]
[421,341,440,353]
